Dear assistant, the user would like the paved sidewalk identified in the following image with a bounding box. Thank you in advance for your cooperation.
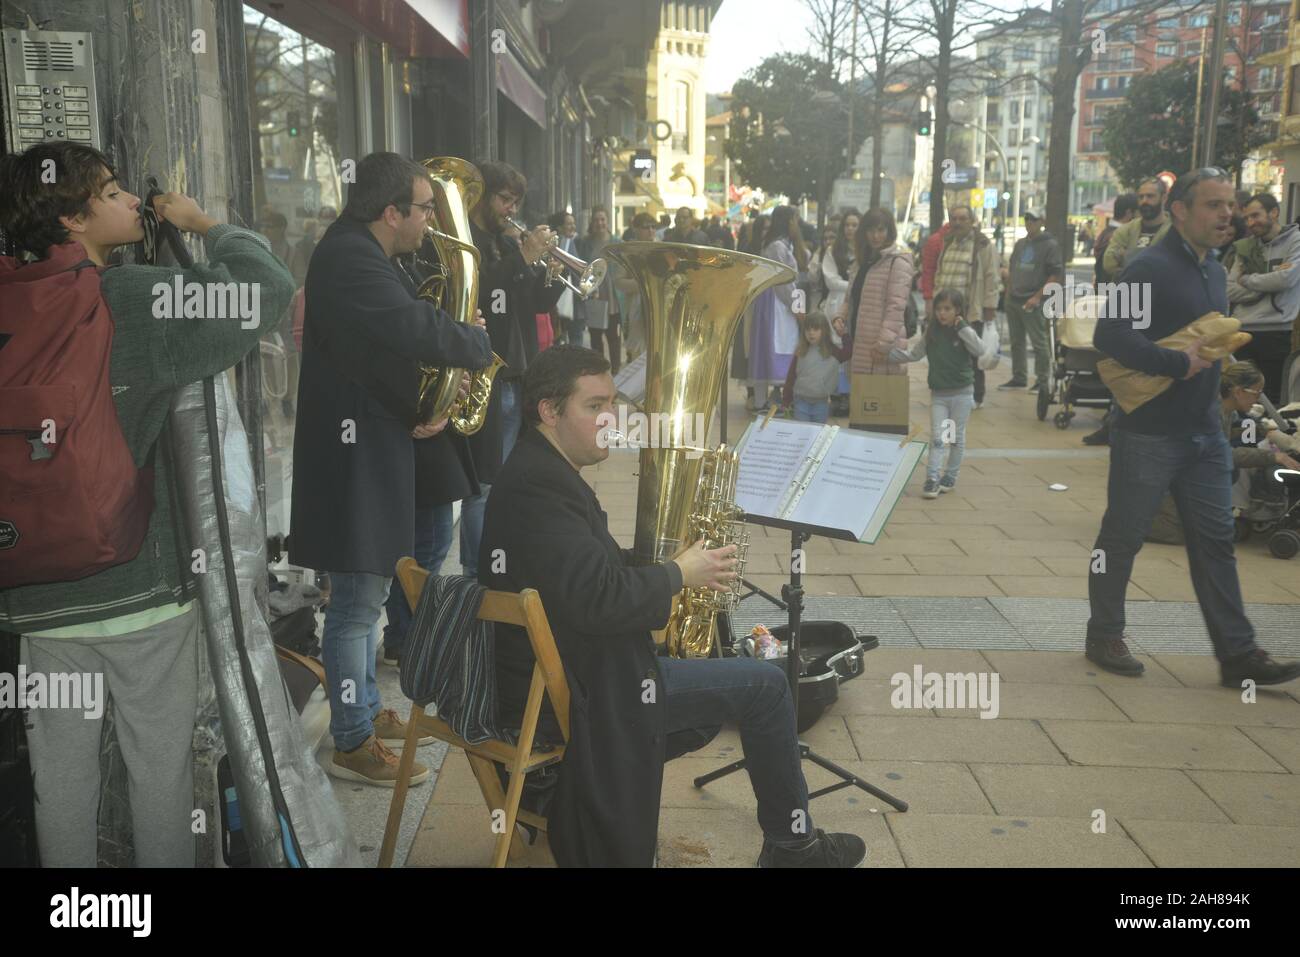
[400,360,1300,867]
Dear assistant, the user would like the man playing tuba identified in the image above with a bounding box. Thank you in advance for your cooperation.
[480,345,868,868]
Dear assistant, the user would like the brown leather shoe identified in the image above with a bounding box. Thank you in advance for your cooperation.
[329,734,428,787]
[373,708,434,748]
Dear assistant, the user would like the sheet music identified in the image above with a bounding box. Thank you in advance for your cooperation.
[613,352,648,405]
[734,418,822,520]
[788,430,907,537]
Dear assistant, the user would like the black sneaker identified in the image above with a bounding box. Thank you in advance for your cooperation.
[757,828,867,868]
[380,644,400,668]
[1220,649,1300,688]
[1082,428,1110,446]
[998,379,1028,390]
[1085,636,1145,676]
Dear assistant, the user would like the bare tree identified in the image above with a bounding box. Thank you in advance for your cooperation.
[848,0,921,209]
[1027,0,1208,253]
[898,0,1005,232]
[804,0,859,80]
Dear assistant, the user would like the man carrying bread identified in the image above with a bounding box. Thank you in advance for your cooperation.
[1086,168,1300,687]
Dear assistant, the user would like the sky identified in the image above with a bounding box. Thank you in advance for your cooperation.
[704,0,1045,95]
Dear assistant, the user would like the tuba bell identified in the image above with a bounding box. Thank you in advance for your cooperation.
[599,242,796,657]
[412,157,505,435]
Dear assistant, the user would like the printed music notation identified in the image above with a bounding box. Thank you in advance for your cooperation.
[734,419,925,543]
[733,419,822,520]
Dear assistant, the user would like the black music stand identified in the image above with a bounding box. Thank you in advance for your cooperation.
[694,520,908,813]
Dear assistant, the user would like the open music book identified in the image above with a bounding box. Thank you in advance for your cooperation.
[733,418,926,543]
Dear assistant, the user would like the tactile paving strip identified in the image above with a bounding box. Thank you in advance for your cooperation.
[730,595,1300,657]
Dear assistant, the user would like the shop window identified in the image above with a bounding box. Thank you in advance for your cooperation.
[243,4,342,536]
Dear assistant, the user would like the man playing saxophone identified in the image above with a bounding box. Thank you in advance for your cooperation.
[479,345,868,868]
[290,152,493,787]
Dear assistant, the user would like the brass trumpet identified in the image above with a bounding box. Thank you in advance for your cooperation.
[506,216,607,299]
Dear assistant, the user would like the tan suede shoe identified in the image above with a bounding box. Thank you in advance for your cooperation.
[329,734,428,788]
[373,708,434,747]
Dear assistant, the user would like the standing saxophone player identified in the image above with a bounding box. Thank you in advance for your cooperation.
[290,153,493,787]
[459,161,566,580]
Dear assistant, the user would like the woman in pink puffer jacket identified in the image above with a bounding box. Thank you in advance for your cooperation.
[839,208,914,376]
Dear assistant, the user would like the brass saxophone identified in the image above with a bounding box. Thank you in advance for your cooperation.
[599,242,796,657]
[413,157,505,435]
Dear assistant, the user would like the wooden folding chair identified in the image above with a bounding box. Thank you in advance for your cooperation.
[378,558,571,868]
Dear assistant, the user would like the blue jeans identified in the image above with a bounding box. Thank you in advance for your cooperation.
[659,656,813,846]
[793,397,830,423]
[1087,428,1256,660]
[382,503,454,660]
[927,388,975,482]
[321,571,390,752]
[460,378,523,578]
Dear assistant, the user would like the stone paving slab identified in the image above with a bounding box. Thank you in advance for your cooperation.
[827,678,937,717]
[1099,685,1300,728]
[844,716,1067,764]
[934,682,1131,722]
[1039,720,1289,772]
[981,650,1183,687]
[1185,770,1300,827]
[969,765,1230,823]
[662,757,993,816]
[407,802,557,868]
[1119,819,1300,868]
[886,813,1152,867]
[854,648,995,678]
[1236,726,1300,773]
[656,806,904,868]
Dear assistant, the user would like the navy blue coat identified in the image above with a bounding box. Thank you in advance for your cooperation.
[289,218,492,576]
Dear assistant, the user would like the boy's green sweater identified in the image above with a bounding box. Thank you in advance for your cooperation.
[0,225,294,634]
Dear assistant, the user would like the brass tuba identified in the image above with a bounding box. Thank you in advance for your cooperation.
[600,242,796,657]
[413,157,505,434]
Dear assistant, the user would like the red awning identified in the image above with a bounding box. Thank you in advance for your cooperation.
[326,0,469,58]
[497,48,547,128]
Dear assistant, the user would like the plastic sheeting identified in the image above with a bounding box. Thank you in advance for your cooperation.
[170,374,359,867]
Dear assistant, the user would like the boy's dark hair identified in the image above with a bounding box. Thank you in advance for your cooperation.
[342,152,429,223]
[479,161,528,200]
[523,345,612,425]
[926,287,969,343]
[0,142,119,258]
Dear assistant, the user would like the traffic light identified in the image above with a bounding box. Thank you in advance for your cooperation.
[916,110,932,136]
[287,110,300,137]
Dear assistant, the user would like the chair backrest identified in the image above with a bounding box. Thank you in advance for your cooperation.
[395,558,571,743]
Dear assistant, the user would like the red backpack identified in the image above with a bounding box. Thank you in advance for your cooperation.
[0,242,154,589]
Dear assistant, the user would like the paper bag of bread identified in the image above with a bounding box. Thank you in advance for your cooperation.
[1096,313,1252,413]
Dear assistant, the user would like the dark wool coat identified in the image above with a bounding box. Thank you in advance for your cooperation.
[289,218,492,575]
[479,426,686,867]
[465,222,564,484]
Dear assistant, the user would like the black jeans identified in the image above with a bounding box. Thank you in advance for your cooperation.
[659,656,813,845]
[589,323,622,373]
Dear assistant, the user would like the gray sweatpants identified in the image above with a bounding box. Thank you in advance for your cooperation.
[21,607,199,867]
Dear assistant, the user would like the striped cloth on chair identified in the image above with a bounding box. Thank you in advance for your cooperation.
[399,574,502,745]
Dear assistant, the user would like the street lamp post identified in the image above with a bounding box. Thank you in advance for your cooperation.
[1012,134,1041,244]
[950,106,1011,256]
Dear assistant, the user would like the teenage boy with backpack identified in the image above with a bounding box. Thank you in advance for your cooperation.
[0,142,294,866]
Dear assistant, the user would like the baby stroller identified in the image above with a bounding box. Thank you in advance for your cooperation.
[1036,294,1114,429]
[1235,401,1300,560]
